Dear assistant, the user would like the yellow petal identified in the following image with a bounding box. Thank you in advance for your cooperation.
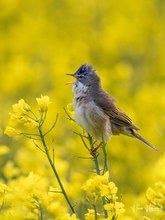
[36,95,51,112]
[4,126,22,137]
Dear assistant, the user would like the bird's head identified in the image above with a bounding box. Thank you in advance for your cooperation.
[67,64,101,89]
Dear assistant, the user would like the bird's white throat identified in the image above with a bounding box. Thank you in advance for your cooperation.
[72,81,88,97]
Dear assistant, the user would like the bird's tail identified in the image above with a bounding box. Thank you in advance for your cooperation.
[132,131,158,152]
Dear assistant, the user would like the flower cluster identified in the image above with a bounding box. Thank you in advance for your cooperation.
[3,96,77,219]
[0,172,77,220]
[146,181,165,218]
[4,95,51,137]
[82,172,125,219]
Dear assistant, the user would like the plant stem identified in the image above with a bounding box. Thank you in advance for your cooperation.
[93,153,100,175]
[92,151,108,218]
[81,134,110,218]
[38,125,76,215]
[102,144,109,174]
[93,204,98,220]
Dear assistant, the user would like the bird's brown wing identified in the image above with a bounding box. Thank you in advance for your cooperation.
[95,89,139,132]
[93,89,158,151]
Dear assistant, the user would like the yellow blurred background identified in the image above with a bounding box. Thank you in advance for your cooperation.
[1,0,165,219]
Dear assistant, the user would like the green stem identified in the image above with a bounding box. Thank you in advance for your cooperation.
[93,152,108,218]
[38,125,76,215]
[93,153,100,175]
[93,204,98,220]
[39,206,44,220]
[102,144,109,174]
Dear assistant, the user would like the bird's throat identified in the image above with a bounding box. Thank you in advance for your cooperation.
[72,81,88,96]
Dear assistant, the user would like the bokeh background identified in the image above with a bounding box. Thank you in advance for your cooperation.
[1,0,165,219]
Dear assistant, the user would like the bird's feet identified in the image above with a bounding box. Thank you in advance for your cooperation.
[90,142,103,156]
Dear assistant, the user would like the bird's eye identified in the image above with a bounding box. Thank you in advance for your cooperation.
[79,75,83,79]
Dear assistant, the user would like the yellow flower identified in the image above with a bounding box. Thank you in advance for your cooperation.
[69,214,78,220]
[4,126,22,137]
[155,181,165,195]
[94,171,109,185]
[82,172,111,198]
[108,182,118,194]
[82,178,99,197]
[0,145,10,155]
[10,114,38,128]
[59,214,78,220]
[24,118,39,128]
[146,187,156,201]
[10,114,28,124]
[146,182,165,208]
[114,202,125,215]
[12,99,31,115]
[101,181,118,200]
[104,201,125,216]
[85,209,100,220]
[36,95,51,112]
[104,203,114,212]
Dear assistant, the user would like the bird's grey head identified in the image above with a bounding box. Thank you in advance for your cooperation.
[67,64,101,88]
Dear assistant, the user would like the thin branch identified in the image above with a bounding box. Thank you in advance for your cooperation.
[79,133,90,152]
[23,113,37,121]
[93,151,108,218]
[33,141,46,154]
[22,133,41,141]
[86,135,108,219]
[63,107,75,122]
[92,204,98,220]
[38,125,76,215]
[77,156,93,160]
[44,114,59,136]
[29,110,38,120]
[39,112,44,125]
[87,133,95,148]
[102,143,109,176]
[38,205,44,220]
[23,132,40,137]
[73,131,88,139]
[52,139,55,165]
[49,190,63,194]
[40,111,47,126]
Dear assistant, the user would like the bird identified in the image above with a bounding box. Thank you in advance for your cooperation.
[67,64,157,151]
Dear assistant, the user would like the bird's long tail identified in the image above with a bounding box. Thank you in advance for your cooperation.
[132,131,158,151]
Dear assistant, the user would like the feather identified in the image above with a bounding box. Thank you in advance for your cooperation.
[94,89,138,130]
[131,130,158,151]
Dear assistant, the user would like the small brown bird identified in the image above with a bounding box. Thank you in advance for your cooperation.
[67,64,157,151]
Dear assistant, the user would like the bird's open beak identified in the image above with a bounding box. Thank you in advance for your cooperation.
[66,73,76,85]
[65,81,75,85]
[66,73,76,77]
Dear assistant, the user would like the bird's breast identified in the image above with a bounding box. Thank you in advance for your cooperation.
[73,96,112,142]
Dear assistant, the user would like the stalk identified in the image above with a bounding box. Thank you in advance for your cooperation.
[92,152,108,218]
[38,125,76,215]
